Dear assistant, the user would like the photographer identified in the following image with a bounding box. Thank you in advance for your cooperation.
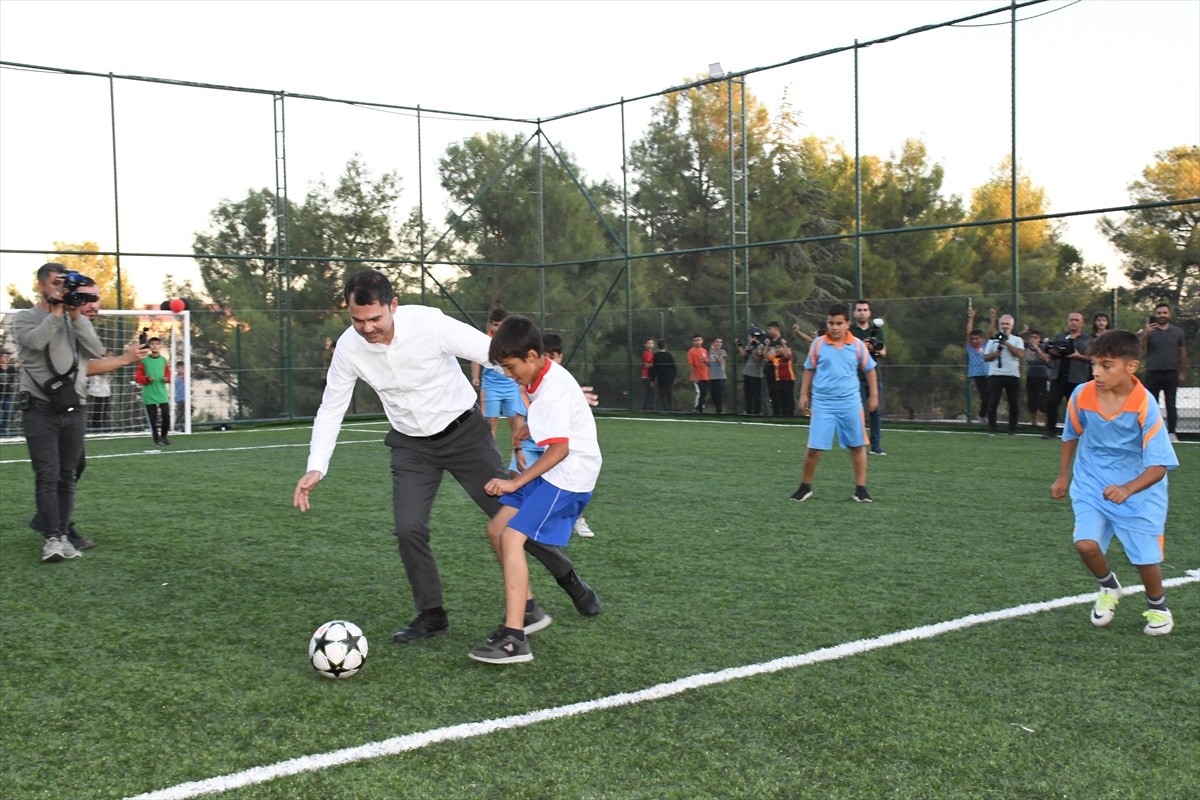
[850,300,887,455]
[1042,311,1091,439]
[983,310,1025,435]
[11,263,106,563]
[1023,329,1051,428]
[739,329,765,415]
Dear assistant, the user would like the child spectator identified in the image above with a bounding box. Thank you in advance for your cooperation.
[136,337,171,445]
[1050,330,1179,635]
[471,308,524,442]
[472,316,602,664]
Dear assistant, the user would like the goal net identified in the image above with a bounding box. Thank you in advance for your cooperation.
[88,310,192,438]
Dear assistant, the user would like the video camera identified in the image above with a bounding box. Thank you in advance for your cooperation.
[1041,338,1074,358]
[60,271,99,308]
[989,332,1009,346]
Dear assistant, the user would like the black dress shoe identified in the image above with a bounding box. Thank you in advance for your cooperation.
[391,612,449,643]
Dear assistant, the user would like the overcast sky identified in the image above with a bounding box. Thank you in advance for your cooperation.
[1,0,1197,309]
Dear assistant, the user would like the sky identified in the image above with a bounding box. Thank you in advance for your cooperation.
[1,0,1197,310]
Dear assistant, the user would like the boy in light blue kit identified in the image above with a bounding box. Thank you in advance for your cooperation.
[472,316,602,664]
[1051,330,1179,635]
[792,304,878,503]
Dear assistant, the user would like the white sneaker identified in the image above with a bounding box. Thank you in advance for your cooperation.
[1090,581,1121,627]
[1143,609,1174,636]
[573,517,595,538]
[42,535,81,562]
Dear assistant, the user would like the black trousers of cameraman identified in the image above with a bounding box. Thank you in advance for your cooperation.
[986,375,1020,434]
[23,401,86,539]
[1044,378,1080,438]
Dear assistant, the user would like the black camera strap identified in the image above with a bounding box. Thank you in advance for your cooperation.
[39,318,80,384]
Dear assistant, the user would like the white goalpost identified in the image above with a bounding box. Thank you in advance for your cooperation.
[88,309,192,438]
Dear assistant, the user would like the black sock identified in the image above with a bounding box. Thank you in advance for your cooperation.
[1147,595,1168,612]
[1097,572,1119,590]
[524,598,536,613]
[503,626,525,641]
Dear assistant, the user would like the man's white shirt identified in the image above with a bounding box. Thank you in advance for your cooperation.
[307,305,488,477]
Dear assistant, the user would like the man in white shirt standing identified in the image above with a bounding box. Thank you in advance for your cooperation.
[293,270,601,644]
[983,311,1026,436]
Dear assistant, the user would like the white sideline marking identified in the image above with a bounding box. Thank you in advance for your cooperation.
[126,574,1199,800]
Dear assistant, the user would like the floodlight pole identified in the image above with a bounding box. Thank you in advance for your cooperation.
[109,74,123,310]
[854,41,863,300]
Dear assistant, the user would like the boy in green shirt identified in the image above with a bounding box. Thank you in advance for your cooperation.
[136,337,172,445]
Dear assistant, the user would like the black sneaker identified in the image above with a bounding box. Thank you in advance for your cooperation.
[468,629,532,664]
[160,436,171,446]
[790,484,813,502]
[67,526,95,551]
[853,486,873,503]
[391,610,449,643]
[556,570,602,616]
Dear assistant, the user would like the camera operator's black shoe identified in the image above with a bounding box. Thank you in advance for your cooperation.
[160,436,171,446]
[391,610,449,643]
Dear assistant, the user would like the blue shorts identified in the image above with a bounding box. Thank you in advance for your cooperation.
[507,440,545,473]
[1072,504,1164,566]
[806,404,867,450]
[499,475,592,547]
[481,372,522,419]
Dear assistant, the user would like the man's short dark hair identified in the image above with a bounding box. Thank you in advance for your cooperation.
[767,321,780,329]
[1087,330,1140,360]
[1153,302,1170,312]
[489,315,542,362]
[854,299,871,310]
[656,339,667,350]
[488,308,508,323]
[344,270,395,307]
[543,333,564,355]
[38,262,67,282]
[827,304,848,320]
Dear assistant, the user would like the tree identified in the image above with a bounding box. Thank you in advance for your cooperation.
[189,157,403,419]
[1100,145,1200,318]
[438,130,626,318]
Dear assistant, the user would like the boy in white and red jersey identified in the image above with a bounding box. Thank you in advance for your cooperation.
[471,316,602,664]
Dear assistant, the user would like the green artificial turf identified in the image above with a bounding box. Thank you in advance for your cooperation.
[0,418,1196,799]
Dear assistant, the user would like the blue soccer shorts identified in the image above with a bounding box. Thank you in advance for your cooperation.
[1072,504,1164,566]
[806,404,868,450]
[499,475,592,547]
[481,372,522,419]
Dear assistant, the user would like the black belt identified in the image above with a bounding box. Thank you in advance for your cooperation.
[409,406,476,441]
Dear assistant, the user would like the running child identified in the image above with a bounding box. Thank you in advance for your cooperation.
[1050,330,1180,635]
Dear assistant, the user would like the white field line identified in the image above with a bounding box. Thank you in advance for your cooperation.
[126,573,1199,800]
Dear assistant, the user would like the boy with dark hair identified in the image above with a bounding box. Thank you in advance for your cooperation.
[1051,330,1179,635]
[136,337,171,446]
[472,315,602,664]
[792,304,878,503]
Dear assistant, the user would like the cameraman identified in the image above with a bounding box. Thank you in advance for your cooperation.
[1042,311,1091,439]
[850,300,886,455]
[983,310,1025,435]
[11,263,106,563]
[740,329,765,415]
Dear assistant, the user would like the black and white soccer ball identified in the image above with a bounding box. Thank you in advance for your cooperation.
[308,620,368,679]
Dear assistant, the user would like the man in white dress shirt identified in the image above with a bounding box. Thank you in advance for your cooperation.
[293,270,600,644]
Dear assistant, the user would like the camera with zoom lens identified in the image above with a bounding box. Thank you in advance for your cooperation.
[989,332,1009,346]
[1042,338,1074,358]
[60,271,99,308]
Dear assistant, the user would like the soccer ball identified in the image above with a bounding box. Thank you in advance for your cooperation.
[308,620,368,679]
